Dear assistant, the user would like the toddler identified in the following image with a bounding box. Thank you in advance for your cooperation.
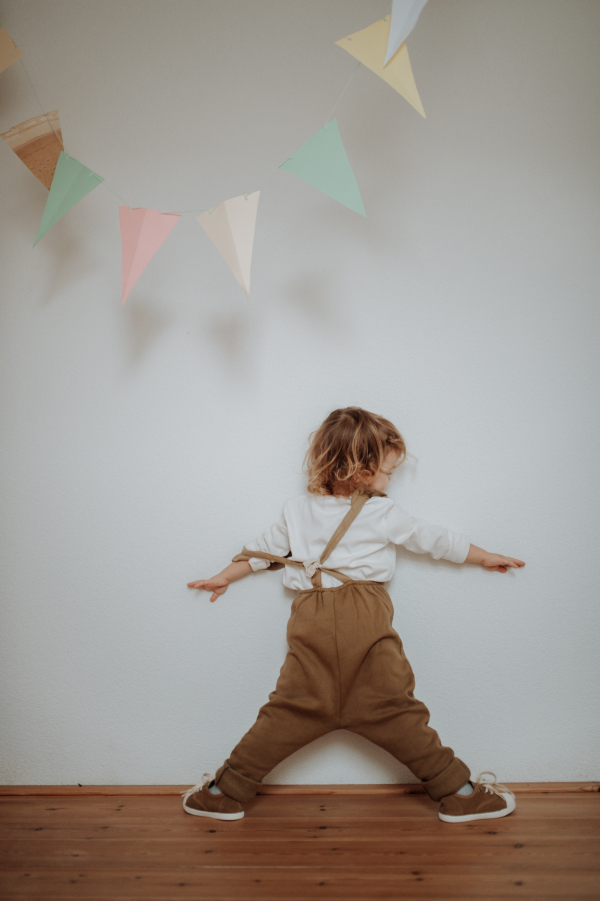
[184,407,525,823]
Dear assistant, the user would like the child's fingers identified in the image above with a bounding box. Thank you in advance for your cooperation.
[486,558,525,572]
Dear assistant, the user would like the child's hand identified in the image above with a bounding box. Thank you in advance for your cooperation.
[481,554,525,573]
[187,577,229,602]
[187,561,253,602]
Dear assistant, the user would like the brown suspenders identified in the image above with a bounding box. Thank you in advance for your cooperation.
[232,486,386,589]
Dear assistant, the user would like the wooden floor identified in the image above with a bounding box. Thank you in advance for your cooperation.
[1,786,599,900]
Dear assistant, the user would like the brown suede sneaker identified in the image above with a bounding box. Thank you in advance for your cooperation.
[182,775,244,820]
[439,771,516,823]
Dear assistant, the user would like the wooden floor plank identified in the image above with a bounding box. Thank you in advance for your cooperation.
[2,808,599,833]
[2,793,599,819]
[1,791,598,901]
[1,782,599,796]
[2,835,598,869]
[2,866,600,900]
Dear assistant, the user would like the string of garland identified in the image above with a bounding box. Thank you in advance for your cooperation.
[0,4,427,300]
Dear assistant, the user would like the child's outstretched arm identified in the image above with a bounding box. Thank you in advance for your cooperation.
[187,561,252,602]
[465,545,525,573]
[385,503,525,573]
[188,510,289,600]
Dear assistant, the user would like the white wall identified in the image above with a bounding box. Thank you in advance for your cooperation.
[1,0,599,786]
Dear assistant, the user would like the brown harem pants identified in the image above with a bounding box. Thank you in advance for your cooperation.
[215,579,470,803]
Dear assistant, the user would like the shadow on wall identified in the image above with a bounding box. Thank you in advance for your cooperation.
[203,307,257,381]
[278,271,337,325]
[39,264,358,375]
[122,298,175,369]
[264,728,419,786]
[6,186,103,306]
[190,207,363,376]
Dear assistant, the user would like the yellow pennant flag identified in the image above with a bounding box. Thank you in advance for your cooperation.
[335,15,425,117]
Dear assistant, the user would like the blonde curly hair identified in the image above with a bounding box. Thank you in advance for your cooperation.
[304,407,406,496]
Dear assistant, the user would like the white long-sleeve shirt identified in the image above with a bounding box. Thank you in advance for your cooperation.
[244,493,471,591]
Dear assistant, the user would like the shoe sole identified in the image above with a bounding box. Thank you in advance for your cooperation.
[439,792,516,823]
[183,802,244,820]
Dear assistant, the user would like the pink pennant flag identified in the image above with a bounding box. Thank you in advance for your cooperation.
[119,206,181,305]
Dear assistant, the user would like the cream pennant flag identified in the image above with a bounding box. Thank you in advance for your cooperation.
[0,28,23,75]
[335,15,425,117]
[384,0,428,66]
[1,111,63,189]
[196,192,259,298]
[119,207,181,305]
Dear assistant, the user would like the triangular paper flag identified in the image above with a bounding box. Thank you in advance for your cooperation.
[119,207,181,305]
[335,16,425,117]
[1,110,63,189]
[384,0,428,66]
[0,28,23,74]
[34,151,103,246]
[279,119,365,217]
[196,192,259,297]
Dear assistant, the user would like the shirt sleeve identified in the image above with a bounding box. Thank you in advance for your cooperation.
[384,502,471,564]
[243,516,290,571]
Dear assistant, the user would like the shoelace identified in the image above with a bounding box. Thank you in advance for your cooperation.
[473,771,515,799]
[181,772,213,798]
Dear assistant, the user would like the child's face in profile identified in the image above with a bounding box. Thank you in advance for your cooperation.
[367,449,401,492]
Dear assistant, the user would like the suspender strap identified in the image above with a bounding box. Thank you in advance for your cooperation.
[232,548,353,585]
[232,486,386,588]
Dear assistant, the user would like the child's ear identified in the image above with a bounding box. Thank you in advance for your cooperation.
[352,466,371,486]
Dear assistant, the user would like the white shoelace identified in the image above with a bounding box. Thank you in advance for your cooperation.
[181,772,213,799]
[473,771,515,799]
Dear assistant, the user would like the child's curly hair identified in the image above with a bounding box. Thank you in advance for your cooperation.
[304,407,406,496]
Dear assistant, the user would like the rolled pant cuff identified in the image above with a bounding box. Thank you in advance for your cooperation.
[421,756,471,802]
[214,761,262,803]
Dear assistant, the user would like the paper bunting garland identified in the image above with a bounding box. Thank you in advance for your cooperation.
[279,119,366,217]
[4,5,438,293]
[1,110,63,189]
[0,28,23,74]
[335,16,425,117]
[384,0,428,66]
[196,192,260,298]
[119,207,181,305]
[34,150,104,246]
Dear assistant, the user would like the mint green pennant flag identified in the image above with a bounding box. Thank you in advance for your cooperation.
[34,151,104,246]
[279,119,366,217]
